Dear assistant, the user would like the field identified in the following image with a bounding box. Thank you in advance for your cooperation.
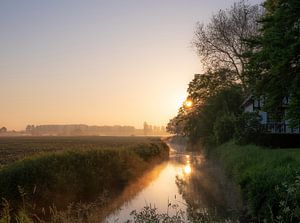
[0,136,169,222]
[212,142,300,222]
[0,136,161,167]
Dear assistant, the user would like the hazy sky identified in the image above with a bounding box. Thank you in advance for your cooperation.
[0,0,263,130]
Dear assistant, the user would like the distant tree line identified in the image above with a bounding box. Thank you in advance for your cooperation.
[167,0,300,145]
[25,124,168,136]
[143,122,166,136]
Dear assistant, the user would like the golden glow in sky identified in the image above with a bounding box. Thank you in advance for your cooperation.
[1,0,264,130]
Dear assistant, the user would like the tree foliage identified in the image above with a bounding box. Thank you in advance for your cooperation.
[168,81,243,142]
[0,127,7,133]
[187,68,236,104]
[167,1,262,142]
[234,112,262,144]
[213,114,237,144]
[246,0,300,126]
[193,0,263,89]
[168,0,300,144]
[166,107,188,136]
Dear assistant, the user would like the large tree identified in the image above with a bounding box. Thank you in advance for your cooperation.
[167,68,243,142]
[247,0,300,126]
[168,1,263,141]
[193,0,263,89]
[187,68,236,104]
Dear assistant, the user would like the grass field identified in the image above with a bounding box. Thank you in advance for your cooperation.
[0,136,161,167]
[212,142,300,222]
[0,136,169,222]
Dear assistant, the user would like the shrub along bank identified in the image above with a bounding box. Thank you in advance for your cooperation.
[0,140,169,214]
[212,142,300,222]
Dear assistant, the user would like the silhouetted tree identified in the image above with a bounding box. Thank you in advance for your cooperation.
[168,0,263,144]
[193,0,263,89]
[188,68,238,105]
[143,122,149,136]
[167,108,187,136]
[0,127,7,133]
[26,125,35,134]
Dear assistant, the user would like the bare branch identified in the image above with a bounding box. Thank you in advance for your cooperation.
[193,0,263,90]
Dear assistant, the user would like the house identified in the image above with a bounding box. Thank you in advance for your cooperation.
[241,95,300,134]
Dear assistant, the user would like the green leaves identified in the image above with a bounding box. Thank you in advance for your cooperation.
[246,0,300,126]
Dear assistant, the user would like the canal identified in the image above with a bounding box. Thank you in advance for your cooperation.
[105,140,242,222]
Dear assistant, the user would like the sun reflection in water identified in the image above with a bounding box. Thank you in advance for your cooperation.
[183,154,192,175]
[184,164,191,175]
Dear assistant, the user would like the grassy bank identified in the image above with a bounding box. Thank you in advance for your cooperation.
[0,137,169,221]
[212,142,300,222]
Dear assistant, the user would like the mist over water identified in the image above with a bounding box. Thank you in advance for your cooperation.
[105,141,242,222]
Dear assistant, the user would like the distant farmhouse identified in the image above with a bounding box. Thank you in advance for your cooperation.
[241,95,300,134]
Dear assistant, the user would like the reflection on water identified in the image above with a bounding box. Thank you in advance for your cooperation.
[105,142,241,222]
[106,162,189,222]
[184,155,192,175]
[184,164,191,175]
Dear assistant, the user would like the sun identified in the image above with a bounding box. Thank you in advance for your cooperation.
[184,100,193,108]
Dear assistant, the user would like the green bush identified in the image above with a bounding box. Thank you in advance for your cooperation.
[234,112,262,144]
[213,113,236,144]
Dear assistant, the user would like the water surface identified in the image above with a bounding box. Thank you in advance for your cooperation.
[105,141,241,222]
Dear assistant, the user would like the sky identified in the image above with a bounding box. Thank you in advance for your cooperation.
[0,0,263,130]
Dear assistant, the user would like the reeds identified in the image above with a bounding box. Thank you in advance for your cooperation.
[0,138,169,222]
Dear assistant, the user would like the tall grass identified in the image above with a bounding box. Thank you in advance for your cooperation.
[212,142,300,222]
[0,139,169,222]
[0,201,237,223]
